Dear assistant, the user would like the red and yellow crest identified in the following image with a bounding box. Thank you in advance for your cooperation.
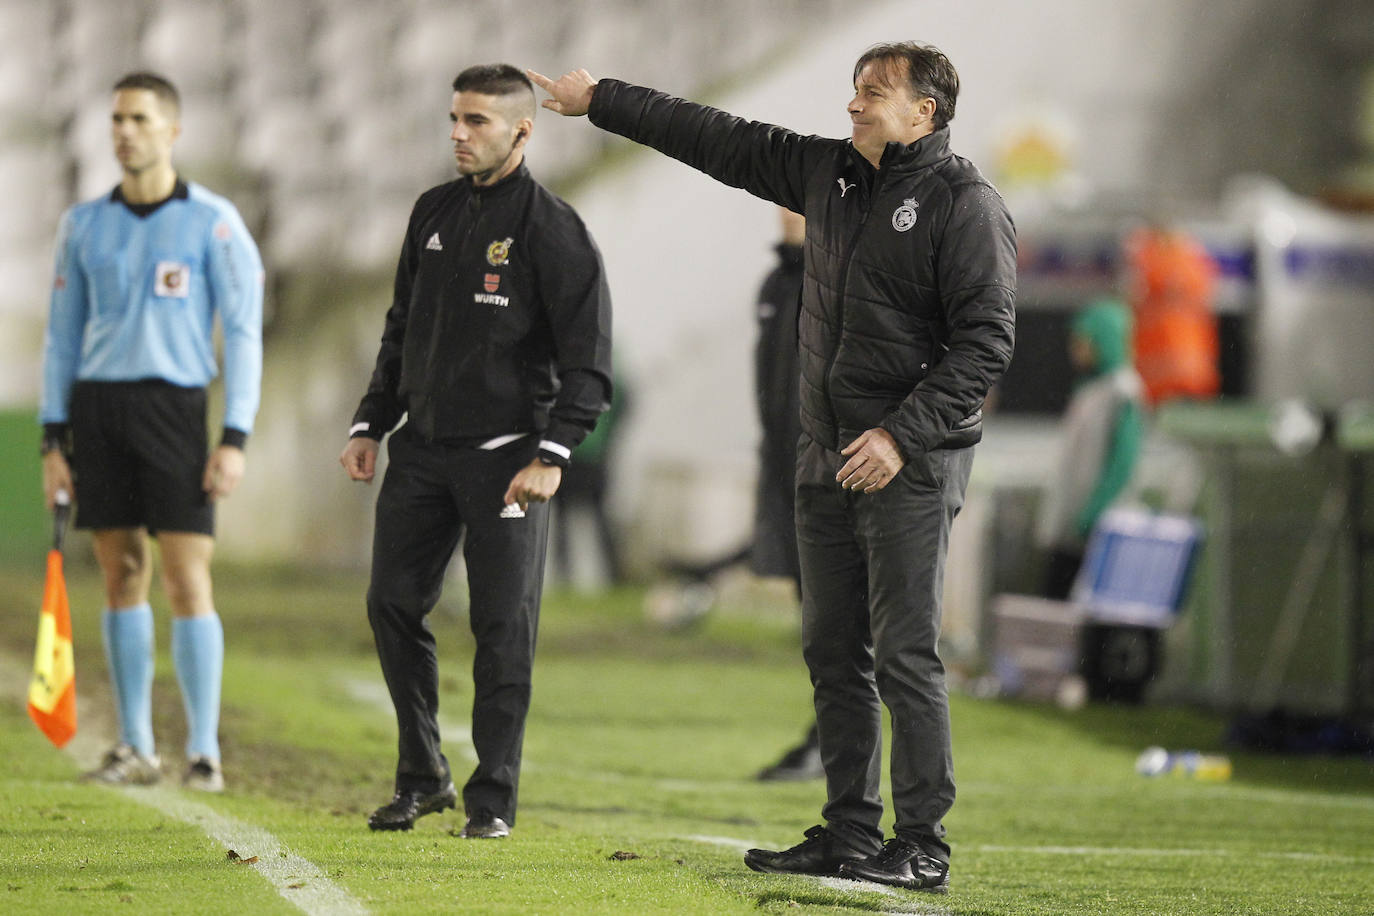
[486,237,514,267]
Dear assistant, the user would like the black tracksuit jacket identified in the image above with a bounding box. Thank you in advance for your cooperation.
[588,80,1015,459]
[351,163,612,464]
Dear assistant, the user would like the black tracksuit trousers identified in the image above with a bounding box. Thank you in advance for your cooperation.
[796,433,973,862]
[366,425,549,824]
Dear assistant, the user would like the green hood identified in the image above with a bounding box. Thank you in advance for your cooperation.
[1072,298,1133,374]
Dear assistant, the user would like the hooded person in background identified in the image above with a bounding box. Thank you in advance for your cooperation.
[1036,299,1146,599]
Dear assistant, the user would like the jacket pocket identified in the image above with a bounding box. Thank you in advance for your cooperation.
[900,447,945,491]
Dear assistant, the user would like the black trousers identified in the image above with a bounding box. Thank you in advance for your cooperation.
[366,426,549,824]
[796,434,973,862]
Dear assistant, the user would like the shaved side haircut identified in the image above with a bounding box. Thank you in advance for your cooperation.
[453,63,536,123]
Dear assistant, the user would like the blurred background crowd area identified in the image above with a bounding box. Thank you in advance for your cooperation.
[1,0,856,563]
[3,0,1374,718]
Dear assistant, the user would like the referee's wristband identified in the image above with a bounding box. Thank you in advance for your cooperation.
[40,423,69,457]
[220,427,249,450]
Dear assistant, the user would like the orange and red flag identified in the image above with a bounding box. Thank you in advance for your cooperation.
[28,494,76,747]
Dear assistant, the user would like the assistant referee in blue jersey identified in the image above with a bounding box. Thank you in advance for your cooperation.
[39,72,264,793]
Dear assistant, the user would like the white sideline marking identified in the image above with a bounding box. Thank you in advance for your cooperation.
[814,877,955,916]
[683,834,1374,868]
[681,833,755,851]
[1205,784,1374,812]
[129,786,369,916]
[971,844,1374,866]
[965,780,1374,812]
[679,838,952,915]
[0,645,371,916]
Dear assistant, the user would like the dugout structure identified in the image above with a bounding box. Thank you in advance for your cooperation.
[1158,402,1374,720]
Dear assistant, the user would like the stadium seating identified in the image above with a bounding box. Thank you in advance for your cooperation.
[0,0,830,281]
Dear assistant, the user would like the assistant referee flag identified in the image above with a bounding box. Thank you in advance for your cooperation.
[28,492,75,747]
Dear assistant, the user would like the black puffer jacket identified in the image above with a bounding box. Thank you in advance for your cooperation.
[588,80,1015,457]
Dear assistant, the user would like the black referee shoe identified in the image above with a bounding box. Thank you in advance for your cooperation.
[744,825,868,877]
[838,838,950,893]
[367,782,458,831]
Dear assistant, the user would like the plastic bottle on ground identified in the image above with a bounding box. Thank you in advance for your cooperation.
[1134,746,1232,780]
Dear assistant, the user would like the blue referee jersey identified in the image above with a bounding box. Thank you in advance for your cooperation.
[40,179,264,437]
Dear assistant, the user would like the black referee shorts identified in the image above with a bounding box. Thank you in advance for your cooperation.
[68,380,214,536]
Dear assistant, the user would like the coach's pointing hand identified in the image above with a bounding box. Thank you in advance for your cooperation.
[526,68,597,117]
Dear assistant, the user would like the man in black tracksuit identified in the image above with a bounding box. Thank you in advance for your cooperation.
[751,208,805,595]
[531,42,1014,891]
[341,64,612,840]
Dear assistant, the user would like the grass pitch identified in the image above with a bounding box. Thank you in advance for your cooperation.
[2,559,1373,915]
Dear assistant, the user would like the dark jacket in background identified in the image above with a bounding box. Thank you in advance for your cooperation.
[751,241,804,580]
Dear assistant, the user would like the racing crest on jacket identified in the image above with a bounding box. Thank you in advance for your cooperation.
[892,198,919,232]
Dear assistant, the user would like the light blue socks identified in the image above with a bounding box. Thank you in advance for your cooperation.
[172,613,223,761]
[102,604,155,757]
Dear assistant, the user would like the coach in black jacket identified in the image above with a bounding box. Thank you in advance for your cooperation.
[341,64,612,840]
[532,42,1014,891]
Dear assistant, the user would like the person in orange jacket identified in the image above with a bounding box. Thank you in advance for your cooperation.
[1125,224,1221,406]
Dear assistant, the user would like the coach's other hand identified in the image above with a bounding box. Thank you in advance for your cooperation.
[503,459,562,512]
[526,68,596,117]
[837,428,906,493]
[204,444,246,501]
[340,437,380,484]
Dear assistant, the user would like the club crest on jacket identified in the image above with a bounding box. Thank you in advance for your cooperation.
[892,198,919,232]
[486,237,514,266]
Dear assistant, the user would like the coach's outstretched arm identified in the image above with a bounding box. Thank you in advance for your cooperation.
[528,68,821,216]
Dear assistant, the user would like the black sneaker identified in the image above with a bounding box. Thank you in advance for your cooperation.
[367,782,458,831]
[838,838,949,893]
[744,825,868,877]
[458,810,511,839]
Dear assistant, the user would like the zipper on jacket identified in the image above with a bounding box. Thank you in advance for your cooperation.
[827,164,886,450]
[459,191,481,252]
